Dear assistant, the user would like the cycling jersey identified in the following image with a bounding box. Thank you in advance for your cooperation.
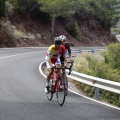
[60,42,71,62]
[46,45,67,64]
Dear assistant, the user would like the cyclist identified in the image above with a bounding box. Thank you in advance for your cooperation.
[45,37,68,93]
[59,35,73,63]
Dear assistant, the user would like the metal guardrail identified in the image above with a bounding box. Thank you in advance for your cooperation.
[66,70,120,100]
[69,48,120,100]
[72,48,105,54]
[41,61,120,100]
[116,35,120,43]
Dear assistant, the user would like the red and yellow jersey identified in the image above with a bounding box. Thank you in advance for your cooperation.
[46,45,67,63]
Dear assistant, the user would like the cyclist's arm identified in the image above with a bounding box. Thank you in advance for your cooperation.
[47,50,53,68]
[68,52,72,61]
[65,43,72,60]
[63,56,67,67]
[68,46,72,60]
[63,49,68,67]
[47,55,53,68]
[47,45,55,68]
[61,45,68,67]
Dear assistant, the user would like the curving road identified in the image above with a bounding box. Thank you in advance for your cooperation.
[0,47,119,120]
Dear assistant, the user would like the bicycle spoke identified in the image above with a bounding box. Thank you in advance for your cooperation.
[56,78,66,106]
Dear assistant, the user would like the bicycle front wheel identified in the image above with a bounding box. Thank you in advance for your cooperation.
[46,79,53,101]
[64,76,68,96]
[56,77,66,106]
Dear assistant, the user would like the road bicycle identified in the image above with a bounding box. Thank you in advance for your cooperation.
[46,61,74,106]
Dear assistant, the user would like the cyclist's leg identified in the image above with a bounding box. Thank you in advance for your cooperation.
[56,58,66,90]
[45,56,52,93]
[60,55,64,65]
[61,68,68,95]
[55,58,61,76]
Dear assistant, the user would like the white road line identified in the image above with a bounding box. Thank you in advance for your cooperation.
[39,62,120,111]
[0,47,47,49]
[39,61,47,78]
[0,51,45,60]
[68,89,120,111]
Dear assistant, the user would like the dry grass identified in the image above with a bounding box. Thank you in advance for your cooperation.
[72,52,90,71]
[73,52,104,72]
[1,20,35,40]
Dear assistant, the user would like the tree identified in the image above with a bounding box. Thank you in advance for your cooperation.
[38,0,77,39]
[8,0,38,13]
[75,0,120,28]
[0,0,6,18]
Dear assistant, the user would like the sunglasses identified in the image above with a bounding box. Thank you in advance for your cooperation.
[55,43,61,45]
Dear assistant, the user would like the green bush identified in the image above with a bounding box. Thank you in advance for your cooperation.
[94,62,120,82]
[65,21,82,40]
[103,43,120,70]
[111,28,120,34]
[100,90,120,107]
[73,48,120,107]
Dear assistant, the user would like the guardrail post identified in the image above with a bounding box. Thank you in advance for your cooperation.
[92,49,94,54]
[95,87,99,100]
[79,49,81,53]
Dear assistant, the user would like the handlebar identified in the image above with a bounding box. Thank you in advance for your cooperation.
[66,60,74,75]
[52,60,74,75]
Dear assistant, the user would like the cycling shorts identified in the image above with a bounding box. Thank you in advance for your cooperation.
[45,56,61,69]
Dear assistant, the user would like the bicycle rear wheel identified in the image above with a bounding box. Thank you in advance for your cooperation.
[46,79,53,101]
[56,77,66,106]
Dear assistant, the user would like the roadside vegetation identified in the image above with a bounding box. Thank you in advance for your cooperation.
[72,43,120,107]
[111,27,120,34]
[0,0,120,45]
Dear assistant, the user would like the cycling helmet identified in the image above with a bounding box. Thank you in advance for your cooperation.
[59,35,66,41]
[54,37,62,45]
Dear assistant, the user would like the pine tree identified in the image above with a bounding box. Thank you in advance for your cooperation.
[38,0,77,39]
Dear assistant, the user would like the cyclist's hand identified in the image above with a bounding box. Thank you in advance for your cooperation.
[64,66,67,69]
[51,66,56,70]
[52,66,56,69]
[70,59,74,63]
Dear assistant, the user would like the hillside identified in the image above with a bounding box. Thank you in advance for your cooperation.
[0,12,118,48]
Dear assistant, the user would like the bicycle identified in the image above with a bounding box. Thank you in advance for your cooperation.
[46,60,74,106]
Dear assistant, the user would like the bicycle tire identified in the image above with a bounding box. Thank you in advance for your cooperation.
[64,75,68,96]
[56,77,66,106]
[46,79,53,101]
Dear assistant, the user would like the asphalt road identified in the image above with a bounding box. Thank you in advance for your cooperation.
[0,47,119,120]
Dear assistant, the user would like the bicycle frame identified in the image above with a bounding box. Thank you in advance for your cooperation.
[51,68,59,93]
[46,60,74,106]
